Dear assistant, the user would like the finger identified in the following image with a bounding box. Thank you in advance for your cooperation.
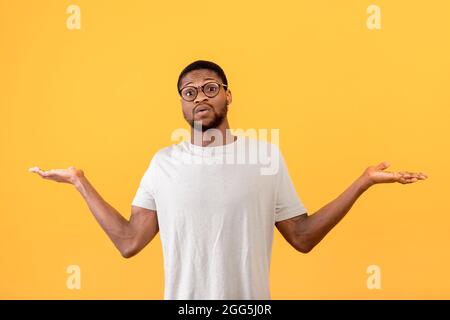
[401,170,429,183]
[400,172,413,179]
[376,161,390,171]
[399,176,410,184]
[29,167,46,177]
[392,172,403,181]
[417,172,428,179]
[395,172,409,180]
[403,174,413,180]
[403,176,424,184]
[407,172,427,180]
[41,169,56,177]
[38,169,52,178]
[399,175,416,184]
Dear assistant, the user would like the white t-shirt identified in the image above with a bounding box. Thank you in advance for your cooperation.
[132,135,307,300]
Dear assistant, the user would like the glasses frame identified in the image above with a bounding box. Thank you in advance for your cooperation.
[178,81,228,102]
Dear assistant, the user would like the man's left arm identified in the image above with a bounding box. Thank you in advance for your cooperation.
[275,161,428,253]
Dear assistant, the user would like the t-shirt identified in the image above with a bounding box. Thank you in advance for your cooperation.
[131,135,307,299]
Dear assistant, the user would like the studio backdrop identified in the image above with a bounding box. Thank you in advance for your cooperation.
[1,0,449,299]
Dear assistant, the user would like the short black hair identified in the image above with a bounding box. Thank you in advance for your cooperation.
[177,60,228,91]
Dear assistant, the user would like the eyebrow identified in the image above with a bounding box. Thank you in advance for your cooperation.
[184,77,217,87]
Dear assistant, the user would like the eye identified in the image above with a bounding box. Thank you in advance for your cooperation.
[205,83,219,92]
[183,88,196,97]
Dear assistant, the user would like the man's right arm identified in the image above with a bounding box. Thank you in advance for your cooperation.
[29,166,159,258]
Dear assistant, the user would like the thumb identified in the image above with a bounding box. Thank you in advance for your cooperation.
[375,161,390,171]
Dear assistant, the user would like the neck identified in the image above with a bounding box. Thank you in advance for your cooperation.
[190,119,236,147]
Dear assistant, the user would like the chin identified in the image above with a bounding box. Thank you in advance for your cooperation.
[192,118,214,127]
[199,123,216,132]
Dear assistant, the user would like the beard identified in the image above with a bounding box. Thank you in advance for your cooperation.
[185,101,228,132]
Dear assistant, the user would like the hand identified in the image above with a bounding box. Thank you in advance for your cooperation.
[361,161,428,188]
[28,166,84,184]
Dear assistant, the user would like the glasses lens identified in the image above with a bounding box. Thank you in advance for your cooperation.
[203,83,220,97]
[181,87,197,101]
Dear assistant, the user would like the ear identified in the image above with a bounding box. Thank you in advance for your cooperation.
[226,89,232,106]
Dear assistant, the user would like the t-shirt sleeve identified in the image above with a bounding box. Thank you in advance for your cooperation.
[274,148,308,222]
[131,154,159,211]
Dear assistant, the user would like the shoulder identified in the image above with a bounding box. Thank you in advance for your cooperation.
[242,136,280,150]
[153,145,175,159]
[245,136,282,159]
[140,145,174,170]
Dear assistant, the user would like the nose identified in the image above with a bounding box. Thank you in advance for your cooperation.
[194,88,209,104]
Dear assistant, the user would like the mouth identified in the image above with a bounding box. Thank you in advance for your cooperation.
[195,105,212,114]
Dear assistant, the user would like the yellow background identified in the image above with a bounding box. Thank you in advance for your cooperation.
[1,0,449,299]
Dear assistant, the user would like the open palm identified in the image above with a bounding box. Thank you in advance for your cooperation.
[363,161,428,185]
[28,166,82,184]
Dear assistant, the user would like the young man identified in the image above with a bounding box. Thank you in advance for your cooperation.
[29,60,427,299]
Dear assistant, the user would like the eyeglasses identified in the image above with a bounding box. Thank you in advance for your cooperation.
[178,82,228,102]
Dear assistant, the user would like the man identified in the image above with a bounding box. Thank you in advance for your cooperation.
[29,60,428,299]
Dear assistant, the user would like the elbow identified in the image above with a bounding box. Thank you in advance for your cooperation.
[296,245,313,254]
[121,250,135,259]
[294,239,314,254]
[120,245,138,259]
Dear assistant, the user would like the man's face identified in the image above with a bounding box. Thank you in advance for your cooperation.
[179,69,232,132]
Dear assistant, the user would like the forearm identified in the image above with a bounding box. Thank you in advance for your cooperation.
[73,173,134,254]
[296,175,371,251]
